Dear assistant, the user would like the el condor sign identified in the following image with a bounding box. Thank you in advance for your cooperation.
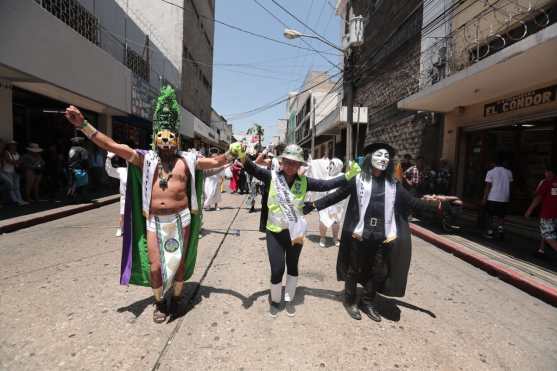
[484,85,556,117]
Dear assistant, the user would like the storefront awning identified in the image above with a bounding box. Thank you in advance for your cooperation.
[398,23,557,113]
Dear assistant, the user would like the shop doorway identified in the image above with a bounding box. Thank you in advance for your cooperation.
[462,117,557,213]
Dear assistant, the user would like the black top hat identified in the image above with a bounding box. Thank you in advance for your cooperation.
[363,142,396,158]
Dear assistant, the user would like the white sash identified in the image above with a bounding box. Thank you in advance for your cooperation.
[142,151,198,218]
[154,214,184,295]
[272,171,307,244]
[354,174,398,243]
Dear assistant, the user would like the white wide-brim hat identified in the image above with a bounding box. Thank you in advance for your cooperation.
[26,143,43,152]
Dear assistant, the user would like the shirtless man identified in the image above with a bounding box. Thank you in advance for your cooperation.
[64,86,235,322]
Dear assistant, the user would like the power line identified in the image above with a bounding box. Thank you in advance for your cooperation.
[158,0,340,56]
[252,0,341,71]
[270,0,338,48]
[224,68,343,121]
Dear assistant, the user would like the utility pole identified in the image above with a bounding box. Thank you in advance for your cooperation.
[345,52,354,161]
[310,94,316,158]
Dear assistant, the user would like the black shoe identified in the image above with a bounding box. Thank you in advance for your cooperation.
[169,295,181,316]
[343,302,361,320]
[360,302,381,322]
[249,207,255,213]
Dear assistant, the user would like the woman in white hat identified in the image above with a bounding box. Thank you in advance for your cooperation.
[239,143,361,317]
[1,140,27,206]
[22,143,45,202]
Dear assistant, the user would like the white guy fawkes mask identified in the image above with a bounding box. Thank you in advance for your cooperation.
[371,149,390,171]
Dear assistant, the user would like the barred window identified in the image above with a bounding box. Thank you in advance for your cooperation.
[35,0,99,45]
[126,47,150,81]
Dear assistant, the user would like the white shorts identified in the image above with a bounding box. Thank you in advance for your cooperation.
[146,208,191,232]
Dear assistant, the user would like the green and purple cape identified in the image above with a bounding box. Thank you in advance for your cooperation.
[120,158,204,286]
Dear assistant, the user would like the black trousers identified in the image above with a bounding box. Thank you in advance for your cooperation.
[266,229,303,284]
[259,187,269,232]
[345,238,389,305]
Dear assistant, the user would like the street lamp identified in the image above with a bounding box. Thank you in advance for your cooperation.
[283,29,345,53]
[283,16,364,161]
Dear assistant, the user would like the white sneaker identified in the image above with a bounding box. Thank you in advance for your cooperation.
[216,207,221,211]
[319,238,326,247]
[115,228,122,237]
[334,239,340,247]
[269,302,280,318]
[285,301,296,317]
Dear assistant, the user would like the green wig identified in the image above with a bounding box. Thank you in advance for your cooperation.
[152,85,180,143]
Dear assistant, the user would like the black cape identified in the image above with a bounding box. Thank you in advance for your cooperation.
[315,178,433,297]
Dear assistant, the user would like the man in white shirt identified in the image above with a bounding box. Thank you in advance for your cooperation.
[482,158,513,239]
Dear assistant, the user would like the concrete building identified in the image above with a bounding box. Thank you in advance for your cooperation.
[210,109,233,153]
[0,0,216,151]
[399,0,557,212]
[336,0,442,165]
[182,0,215,126]
[287,70,342,159]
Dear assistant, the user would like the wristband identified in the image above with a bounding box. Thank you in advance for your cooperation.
[80,120,98,139]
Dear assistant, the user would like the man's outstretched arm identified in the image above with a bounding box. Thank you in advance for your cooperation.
[65,106,141,167]
[196,154,230,170]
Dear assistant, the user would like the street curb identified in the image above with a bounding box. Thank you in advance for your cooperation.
[410,223,557,307]
[0,195,119,234]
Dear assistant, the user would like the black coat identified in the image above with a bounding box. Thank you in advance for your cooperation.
[315,178,433,297]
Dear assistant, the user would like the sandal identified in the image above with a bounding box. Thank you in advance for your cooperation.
[153,300,168,323]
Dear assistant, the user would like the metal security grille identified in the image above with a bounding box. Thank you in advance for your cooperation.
[126,46,150,81]
[35,0,99,46]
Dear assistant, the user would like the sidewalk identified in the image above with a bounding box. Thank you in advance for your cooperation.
[0,193,119,234]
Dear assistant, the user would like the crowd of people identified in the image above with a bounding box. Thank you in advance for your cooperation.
[0,136,133,209]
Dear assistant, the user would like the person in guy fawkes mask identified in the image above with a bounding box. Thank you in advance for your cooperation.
[304,143,457,322]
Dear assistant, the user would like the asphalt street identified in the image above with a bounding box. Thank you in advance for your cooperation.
[1,193,556,370]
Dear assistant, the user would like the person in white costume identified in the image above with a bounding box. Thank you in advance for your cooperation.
[105,152,128,237]
[318,158,345,247]
[204,154,228,211]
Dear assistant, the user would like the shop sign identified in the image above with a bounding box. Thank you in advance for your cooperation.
[484,85,557,117]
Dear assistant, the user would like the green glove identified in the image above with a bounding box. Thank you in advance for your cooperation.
[345,160,361,180]
[228,142,246,162]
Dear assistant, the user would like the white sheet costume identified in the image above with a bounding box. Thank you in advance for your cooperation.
[319,158,346,228]
[204,167,225,208]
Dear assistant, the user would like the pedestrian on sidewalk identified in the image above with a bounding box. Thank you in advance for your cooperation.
[64,86,233,323]
[105,152,128,237]
[240,144,361,317]
[1,140,27,206]
[67,136,90,202]
[21,143,46,202]
[482,156,513,239]
[303,142,457,322]
[525,164,557,255]
[404,156,427,196]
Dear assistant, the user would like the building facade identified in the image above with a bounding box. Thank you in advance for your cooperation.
[0,0,216,152]
[336,0,443,165]
[287,70,342,159]
[399,0,557,211]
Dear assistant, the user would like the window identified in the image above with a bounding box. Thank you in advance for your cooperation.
[36,0,99,45]
[126,46,150,81]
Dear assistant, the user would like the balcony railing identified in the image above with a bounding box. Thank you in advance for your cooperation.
[35,0,99,45]
[419,1,556,89]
